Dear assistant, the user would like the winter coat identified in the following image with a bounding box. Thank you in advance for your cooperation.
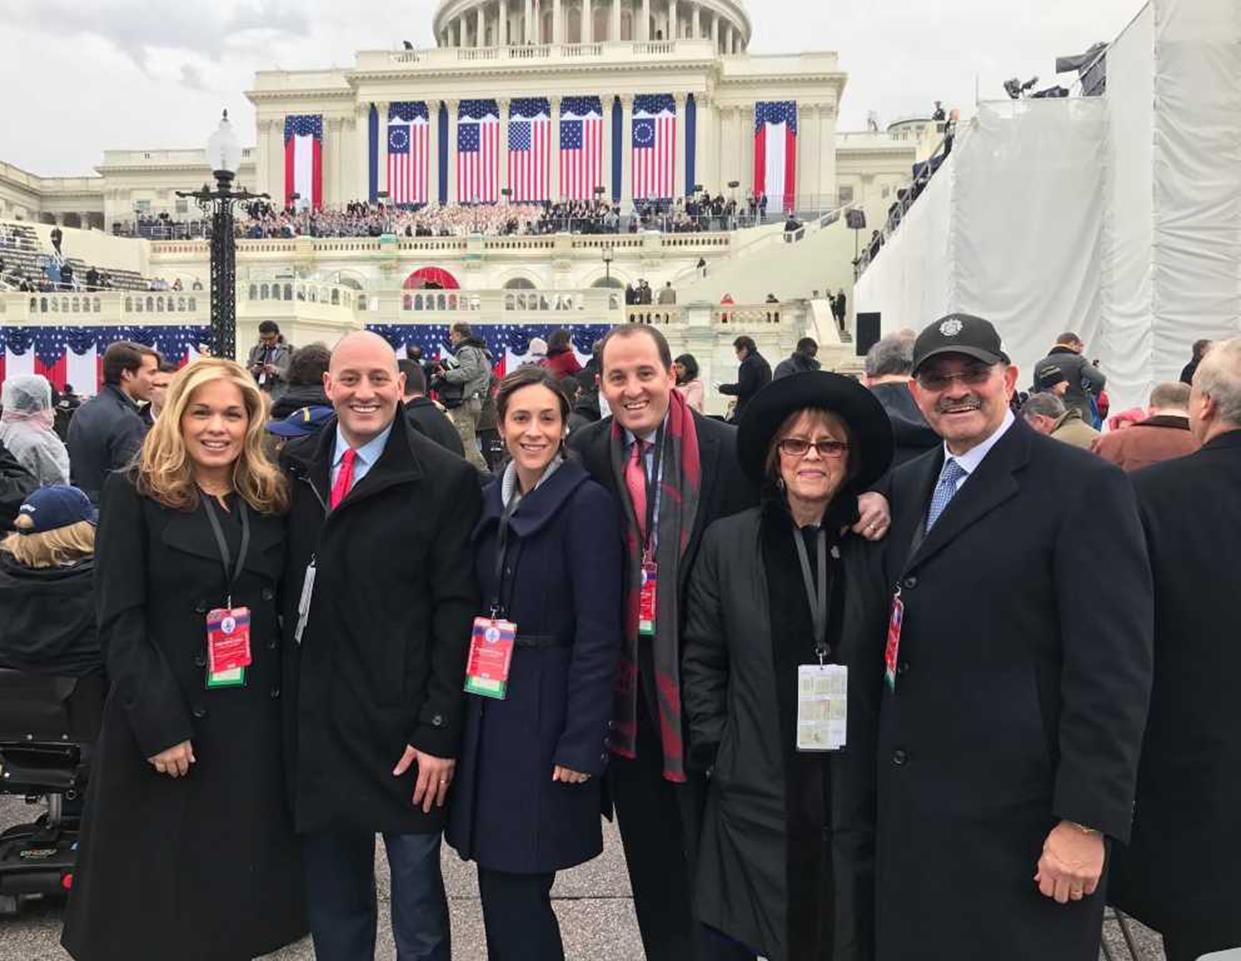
[67,384,149,504]
[270,383,331,421]
[1089,415,1199,471]
[61,474,305,961]
[440,337,493,407]
[447,461,622,873]
[1109,430,1241,949]
[279,412,482,835]
[246,339,293,393]
[876,420,1153,960]
[543,346,583,380]
[0,554,100,677]
[0,418,70,487]
[1049,408,1100,450]
[773,353,821,380]
[405,396,466,457]
[1032,347,1105,422]
[868,382,939,468]
[684,503,886,961]
[719,352,773,420]
[0,438,37,530]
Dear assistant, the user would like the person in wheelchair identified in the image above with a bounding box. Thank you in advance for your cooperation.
[60,358,305,961]
[0,485,103,915]
[0,485,101,677]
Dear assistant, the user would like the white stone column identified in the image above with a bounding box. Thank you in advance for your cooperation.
[500,0,509,44]
[674,93,686,198]
[820,101,837,210]
[446,99,459,203]
[377,101,390,196]
[477,5,486,45]
[691,3,700,38]
[740,105,753,197]
[641,0,650,40]
[584,0,592,42]
[455,18,463,46]
[255,120,272,197]
[553,0,562,42]
[602,95,615,198]
[550,96,562,200]
[611,0,621,40]
[620,94,633,202]
[327,117,343,205]
[524,0,534,41]
[499,98,511,196]
[696,93,712,194]
[435,102,448,203]
[354,105,370,202]
[669,0,678,39]
[711,12,719,51]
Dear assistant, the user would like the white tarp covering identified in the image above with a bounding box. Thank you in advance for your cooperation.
[855,0,1241,410]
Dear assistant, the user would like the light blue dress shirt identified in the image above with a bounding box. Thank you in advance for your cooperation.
[331,423,394,490]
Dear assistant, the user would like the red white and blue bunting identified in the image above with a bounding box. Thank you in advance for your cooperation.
[368,323,610,377]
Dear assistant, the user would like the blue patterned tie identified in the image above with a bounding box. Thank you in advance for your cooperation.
[926,459,968,531]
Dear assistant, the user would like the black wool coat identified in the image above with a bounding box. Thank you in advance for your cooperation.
[0,437,36,530]
[447,461,622,874]
[1109,430,1241,948]
[280,412,482,835]
[405,396,466,457]
[683,505,887,961]
[61,474,304,961]
[876,419,1153,961]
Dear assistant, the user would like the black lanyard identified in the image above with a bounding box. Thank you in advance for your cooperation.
[490,496,521,618]
[202,494,250,610]
[638,428,664,558]
[793,527,830,663]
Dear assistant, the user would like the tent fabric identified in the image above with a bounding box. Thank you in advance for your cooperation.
[854,0,1241,412]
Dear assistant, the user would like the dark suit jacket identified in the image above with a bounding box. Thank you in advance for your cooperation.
[67,384,149,504]
[875,419,1153,960]
[404,396,466,456]
[1109,430,1241,945]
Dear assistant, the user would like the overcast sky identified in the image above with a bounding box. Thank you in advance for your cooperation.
[0,0,1142,177]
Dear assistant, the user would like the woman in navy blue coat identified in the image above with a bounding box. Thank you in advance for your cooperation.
[447,365,622,961]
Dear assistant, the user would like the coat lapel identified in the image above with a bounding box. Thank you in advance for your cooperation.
[159,499,281,581]
[683,412,722,589]
[905,422,1030,572]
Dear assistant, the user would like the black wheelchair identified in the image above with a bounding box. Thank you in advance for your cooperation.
[0,667,103,916]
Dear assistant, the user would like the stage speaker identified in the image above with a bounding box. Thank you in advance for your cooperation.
[856,312,881,357]
[846,209,867,230]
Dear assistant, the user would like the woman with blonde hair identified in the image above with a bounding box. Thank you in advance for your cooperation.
[62,358,305,961]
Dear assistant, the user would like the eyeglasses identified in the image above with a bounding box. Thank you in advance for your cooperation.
[777,438,849,459]
[915,366,995,391]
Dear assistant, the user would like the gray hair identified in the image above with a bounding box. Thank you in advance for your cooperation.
[1148,381,1190,411]
[865,334,915,379]
[1020,392,1066,420]
[1195,337,1241,425]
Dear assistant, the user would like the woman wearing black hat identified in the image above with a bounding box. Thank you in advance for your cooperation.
[683,371,894,961]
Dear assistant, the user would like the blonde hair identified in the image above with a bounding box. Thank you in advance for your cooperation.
[1,516,96,568]
[135,358,288,514]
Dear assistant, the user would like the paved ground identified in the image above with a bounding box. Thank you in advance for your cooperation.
[0,795,1167,960]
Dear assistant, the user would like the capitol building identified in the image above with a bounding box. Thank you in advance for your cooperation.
[0,0,945,409]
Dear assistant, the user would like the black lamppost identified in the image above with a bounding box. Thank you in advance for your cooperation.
[176,110,269,360]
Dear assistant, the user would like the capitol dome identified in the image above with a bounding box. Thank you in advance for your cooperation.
[434,0,751,53]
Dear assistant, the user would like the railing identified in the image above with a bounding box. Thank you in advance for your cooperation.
[0,290,208,324]
[625,301,800,328]
[243,281,359,310]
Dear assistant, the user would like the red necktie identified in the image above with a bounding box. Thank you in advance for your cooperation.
[330,448,357,510]
[625,440,649,541]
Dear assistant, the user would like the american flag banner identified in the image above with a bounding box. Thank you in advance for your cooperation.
[560,96,604,202]
[508,99,551,203]
[632,95,677,201]
[284,115,323,210]
[458,100,501,204]
[754,101,798,213]
[388,102,430,206]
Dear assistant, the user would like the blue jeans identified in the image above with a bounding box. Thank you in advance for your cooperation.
[302,830,450,961]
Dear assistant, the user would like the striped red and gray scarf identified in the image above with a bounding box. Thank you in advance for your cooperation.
[609,388,701,783]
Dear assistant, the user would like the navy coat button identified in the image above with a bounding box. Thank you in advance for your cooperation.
[432,714,444,727]
[902,576,918,590]
[194,600,208,614]
[192,705,208,719]
[270,686,281,699]
[898,661,910,675]
[194,654,208,668]
[892,749,908,766]
[261,587,275,601]
[267,637,279,650]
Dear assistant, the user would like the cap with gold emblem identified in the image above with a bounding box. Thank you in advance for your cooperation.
[911,313,1010,375]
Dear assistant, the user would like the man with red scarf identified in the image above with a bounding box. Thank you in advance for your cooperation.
[570,326,890,960]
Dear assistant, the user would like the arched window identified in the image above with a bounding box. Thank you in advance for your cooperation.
[620,9,633,40]
[502,276,536,290]
[567,6,582,42]
[591,276,625,289]
[593,7,609,41]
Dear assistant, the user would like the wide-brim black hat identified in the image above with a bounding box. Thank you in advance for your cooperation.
[737,371,895,492]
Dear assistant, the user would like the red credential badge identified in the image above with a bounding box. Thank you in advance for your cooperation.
[206,607,252,688]
[884,593,904,691]
[465,617,516,700]
[639,562,658,637]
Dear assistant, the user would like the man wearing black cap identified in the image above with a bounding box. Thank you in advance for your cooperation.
[874,313,1153,961]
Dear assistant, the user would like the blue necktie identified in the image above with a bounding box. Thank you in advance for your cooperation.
[926,459,968,531]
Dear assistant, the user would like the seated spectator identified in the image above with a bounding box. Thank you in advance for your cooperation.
[0,486,101,677]
[1091,382,1199,471]
[543,329,582,379]
[0,374,71,486]
[1020,392,1100,450]
[398,359,465,456]
[270,343,331,420]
